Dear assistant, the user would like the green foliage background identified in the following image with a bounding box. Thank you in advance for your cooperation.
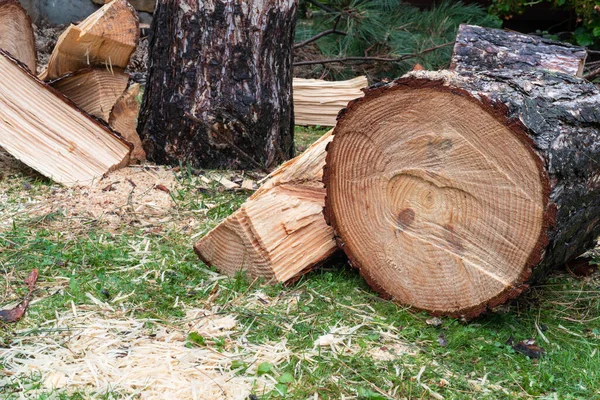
[295,0,502,80]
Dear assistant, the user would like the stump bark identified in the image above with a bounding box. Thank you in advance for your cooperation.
[324,69,600,318]
[138,0,297,170]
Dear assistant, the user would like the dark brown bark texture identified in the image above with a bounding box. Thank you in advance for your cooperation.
[406,69,600,283]
[451,24,587,77]
[138,0,297,170]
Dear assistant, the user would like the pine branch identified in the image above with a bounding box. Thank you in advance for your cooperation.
[293,41,454,66]
[304,0,338,13]
[294,28,347,49]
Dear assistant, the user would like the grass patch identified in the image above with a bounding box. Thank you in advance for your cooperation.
[1,127,600,399]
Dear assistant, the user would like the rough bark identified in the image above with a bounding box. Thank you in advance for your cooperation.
[324,69,600,318]
[195,130,337,283]
[49,67,130,121]
[109,83,146,164]
[293,76,368,126]
[0,50,131,186]
[138,0,297,170]
[39,0,139,81]
[0,0,36,73]
[451,24,587,77]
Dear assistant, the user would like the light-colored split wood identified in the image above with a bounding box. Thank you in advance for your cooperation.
[0,50,131,186]
[195,130,336,283]
[39,0,139,81]
[109,83,146,163]
[293,77,367,126]
[50,67,129,121]
[0,0,36,72]
[325,84,546,315]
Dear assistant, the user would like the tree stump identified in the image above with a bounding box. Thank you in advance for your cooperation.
[324,69,600,318]
[138,0,297,170]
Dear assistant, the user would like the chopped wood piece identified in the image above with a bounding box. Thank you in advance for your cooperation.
[293,77,367,126]
[0,50,131,186]
[451,24,587,77]
[40,0,139,81]
[241,179,255,191]
[208,174,239,190]
[195,130,337,283]
[324,70,600,319]
[50,67,129,121]
[109,83,146,163]
[0,0,36,72]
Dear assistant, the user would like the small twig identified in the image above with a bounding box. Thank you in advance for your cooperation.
[304,0,337,13]
[293,41,454,66]
[294,28,347,49]
[584,66,600,81]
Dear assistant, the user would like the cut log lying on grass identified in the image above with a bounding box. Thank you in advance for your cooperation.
[49,67,129,121]
[323,69,600,319]
[293,77,368,126]
[451,24,587,77]
[40,0,139,81]
[0,0,36,73]
[109,83,146,164]
[195,130,337,283]
[0,50,131,185]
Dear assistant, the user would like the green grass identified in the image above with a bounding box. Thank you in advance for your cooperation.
[1,127,600,399]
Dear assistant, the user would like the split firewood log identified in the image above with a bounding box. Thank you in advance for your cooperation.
[293,77,368,126]
[194,130,338,283]
[39,0,139,81]
[92,0,155,14]
[0,50,131,186]
[451,24,587,77]
[49,67,129,121]
[323,69,600,318]
[109,83,146,164]
[0,0,36,72]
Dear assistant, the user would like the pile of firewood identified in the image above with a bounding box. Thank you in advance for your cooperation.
[0,0,145,186]
[196,25,600,319]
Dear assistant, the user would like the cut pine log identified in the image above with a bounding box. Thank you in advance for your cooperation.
[0,50,131,185]
[194,130,337,283]
[109,83,145,164]
[0,0,36,73]
[49,67,129,121]
[39,0,139,81]
[451,24,587,77]
[323,69,600,318]
[293,77,368,126]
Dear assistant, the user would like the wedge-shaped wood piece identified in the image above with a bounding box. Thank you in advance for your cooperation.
[451,24,587,77]
[109,83,145,164]
[0,0,36,73]
[50,67,129,121]
[293,77,367,126]
[195,130,337,283]
[40,0,139,81]
[0,50,131,186]
[324,70,600,319]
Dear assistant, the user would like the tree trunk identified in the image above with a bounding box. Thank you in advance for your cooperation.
[323,69,600,318]
[195,130,337,283]
[138,0,297,170]
[451,24,587,77]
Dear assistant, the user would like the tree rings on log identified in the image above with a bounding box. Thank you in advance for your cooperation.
[324,78,553,318]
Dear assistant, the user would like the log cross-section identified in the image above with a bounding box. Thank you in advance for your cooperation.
[0,0,36,73]
[324,69,600,318]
